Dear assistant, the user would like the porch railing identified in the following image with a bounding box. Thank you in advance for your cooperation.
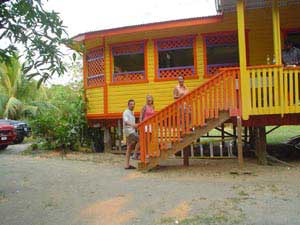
[246,65,300,117]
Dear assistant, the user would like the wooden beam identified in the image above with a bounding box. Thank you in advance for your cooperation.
[221,123,225,149]
[237,116,244,168]
[266,125,280,135]
[237,0,250,120]
[255,126,268,165]
[272,0,282,65]
[183,146,189,166]
[104,127,112,152]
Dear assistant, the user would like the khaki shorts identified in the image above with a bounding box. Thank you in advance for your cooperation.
[126,132,139,145]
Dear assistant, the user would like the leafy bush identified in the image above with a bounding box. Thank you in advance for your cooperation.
[30,85,89,151]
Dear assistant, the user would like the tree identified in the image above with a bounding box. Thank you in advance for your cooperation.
[0,54,47,119]
[0,0,70,84]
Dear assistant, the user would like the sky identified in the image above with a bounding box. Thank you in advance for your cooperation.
[45,0,217,38]
[45,0,217,84]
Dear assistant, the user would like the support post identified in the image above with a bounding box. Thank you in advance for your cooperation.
[249,127,255,149]
[221,123,225,150]
[104,127,112,152]
[255,126,268,165]
[237,0,250,120]
[272,0,282,65]
[233,124,237,151]
[183,146,189,166]
[244,126,248,145]
[237,116,244,168]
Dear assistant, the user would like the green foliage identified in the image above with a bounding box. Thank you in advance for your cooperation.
[0,0,70,83]
[0,54,46,119]
[30,84,89,151]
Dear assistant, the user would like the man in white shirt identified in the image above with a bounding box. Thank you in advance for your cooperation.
[123,99,139,169]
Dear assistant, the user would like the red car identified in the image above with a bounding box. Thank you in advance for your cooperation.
[0,124,17,150]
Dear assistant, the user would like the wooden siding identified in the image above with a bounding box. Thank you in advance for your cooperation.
[86,88,104,114]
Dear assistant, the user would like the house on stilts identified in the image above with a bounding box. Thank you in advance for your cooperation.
[70,0,300,169]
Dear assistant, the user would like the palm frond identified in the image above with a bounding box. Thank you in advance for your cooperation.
[0,62,11,95]
[0,94,9,117]
[22,105,38,118]
[3,96,23,119]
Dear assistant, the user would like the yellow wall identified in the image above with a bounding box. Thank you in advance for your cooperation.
[106,35,206,113]
[86,88,104,114]
[84,4,300,116]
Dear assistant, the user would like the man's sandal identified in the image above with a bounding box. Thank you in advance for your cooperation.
[125,165,136,169]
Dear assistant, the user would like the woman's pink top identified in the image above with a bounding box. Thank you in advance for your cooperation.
[143,105,155,120]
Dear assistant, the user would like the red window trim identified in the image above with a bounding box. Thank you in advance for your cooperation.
[153,34,199,82]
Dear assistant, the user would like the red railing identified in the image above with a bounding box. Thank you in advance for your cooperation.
[137,68,241,164]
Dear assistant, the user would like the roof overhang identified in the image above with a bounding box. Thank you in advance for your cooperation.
[70,15,223,49]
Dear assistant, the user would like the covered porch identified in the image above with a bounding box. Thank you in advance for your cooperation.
[219,0,300,120]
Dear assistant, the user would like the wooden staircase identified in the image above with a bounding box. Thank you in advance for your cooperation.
[137,68,241,170]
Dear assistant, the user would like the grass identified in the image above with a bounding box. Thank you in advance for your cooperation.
[206,125,300,145]
[159,213,245,225]
[237,190,249,197]
[267,125,300,144]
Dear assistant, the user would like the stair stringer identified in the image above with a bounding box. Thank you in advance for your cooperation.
[139,111,231,171]
[169,111,231,156]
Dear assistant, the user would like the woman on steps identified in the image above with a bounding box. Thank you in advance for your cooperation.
[138,95,155,159]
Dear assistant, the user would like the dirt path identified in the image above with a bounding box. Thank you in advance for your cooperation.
[0,147,300,225]
[1,143,32,155]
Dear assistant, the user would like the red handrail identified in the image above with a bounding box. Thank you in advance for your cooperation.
[138,68,241,163]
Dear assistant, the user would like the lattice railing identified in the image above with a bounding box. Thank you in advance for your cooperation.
[204,32,237,46]
[113,71,145,82]
[86,48,105,87]
[158,66,194,79]
[112,42,144,56]
[157,36,194,50]
[87,74,105,87]
[138,68,241,163]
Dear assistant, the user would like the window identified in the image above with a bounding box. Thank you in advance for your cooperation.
[111,41,146,83]
[155,36,196,80]
[204,32,239,76]
[86,47,105,87]
[285,30,300,48]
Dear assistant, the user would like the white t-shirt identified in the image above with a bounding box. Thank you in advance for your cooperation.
[123,109,136,137]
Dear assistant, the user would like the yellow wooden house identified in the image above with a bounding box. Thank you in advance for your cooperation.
[71,0,300,169]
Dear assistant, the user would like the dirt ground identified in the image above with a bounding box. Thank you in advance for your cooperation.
[0,145,300,225]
